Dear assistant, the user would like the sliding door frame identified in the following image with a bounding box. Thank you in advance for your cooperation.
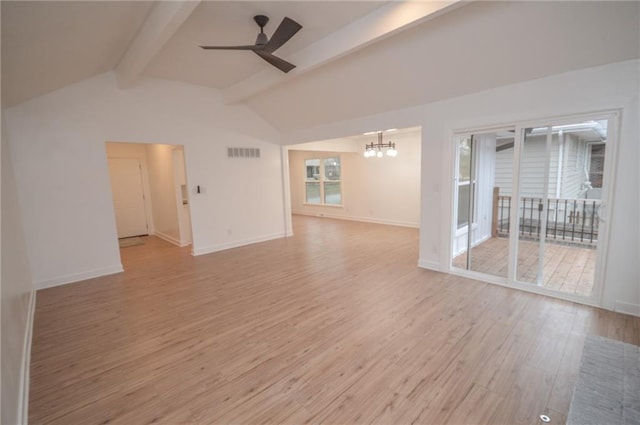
[450,125,515,286]
[449,109,621,308]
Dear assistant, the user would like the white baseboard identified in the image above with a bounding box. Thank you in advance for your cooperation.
[17,290,36,425]
[417,259,441,271]
[192,232,285,256]
[614,301,640,317]
[154,231,191,247]
[292,211,419,228]
[34,264,123,290]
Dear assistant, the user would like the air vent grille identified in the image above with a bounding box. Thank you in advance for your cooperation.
[227,147,261,159]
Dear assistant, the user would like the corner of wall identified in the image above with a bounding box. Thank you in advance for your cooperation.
[17,290,36,425]
[417,258,442,272]
[614,300,640,317]
[34,265,123,290]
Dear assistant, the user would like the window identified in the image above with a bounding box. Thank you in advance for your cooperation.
[588,144,605,188]
[305,159,321,203]
[457,138,474,228]
[304,157,342,205]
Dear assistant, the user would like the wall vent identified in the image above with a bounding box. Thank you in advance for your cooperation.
[227,147,261,159]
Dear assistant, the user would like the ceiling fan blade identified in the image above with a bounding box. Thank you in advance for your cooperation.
[264,17,302,53]
[200,45,257,50]
[254,50,296,73]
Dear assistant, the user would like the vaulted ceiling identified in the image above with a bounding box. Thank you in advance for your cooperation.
[1,1,154,107]
[2,1,639,134]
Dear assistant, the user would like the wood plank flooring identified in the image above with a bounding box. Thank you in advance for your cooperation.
[29,216,640,424]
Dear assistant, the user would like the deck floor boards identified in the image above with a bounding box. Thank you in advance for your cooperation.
[453,237,596,296]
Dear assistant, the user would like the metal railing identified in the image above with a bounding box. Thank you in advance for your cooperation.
[493,193,601,246]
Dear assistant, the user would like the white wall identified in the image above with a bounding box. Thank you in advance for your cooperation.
[3,72,286,289]
[1,127,34,425]
[146,144,182,245]
[288,130,421,228]
[280,60,640,315]
[172,148,192,246]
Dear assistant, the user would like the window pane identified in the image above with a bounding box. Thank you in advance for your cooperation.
[324,182,342,205]
[589,144,605,188]
[324,182,341,205]
[305,182,321,204]
[457,183,470,228]
[458,138,471,182]
[305,159,320,180]
[324,157,341,181]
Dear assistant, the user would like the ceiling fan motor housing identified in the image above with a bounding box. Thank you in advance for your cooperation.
[254,15,269,46]
[255,33,268,46]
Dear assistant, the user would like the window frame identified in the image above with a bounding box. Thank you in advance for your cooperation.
[587,142,605,189]
[303,156,343,207]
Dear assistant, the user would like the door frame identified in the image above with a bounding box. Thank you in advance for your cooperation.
[447,109,621,308]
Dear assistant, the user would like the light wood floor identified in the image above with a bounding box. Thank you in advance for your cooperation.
[29,216,639,425]
[453,237,596,296]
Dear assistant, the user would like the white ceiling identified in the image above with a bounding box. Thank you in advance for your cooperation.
[1,1,153,107]
[145,1,388,89]
[1,0,393,107]
[1,0,638,135]
[246,1,640,133]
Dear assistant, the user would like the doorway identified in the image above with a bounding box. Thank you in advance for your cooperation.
[451,112,617,303]
[106,142,192,249]
[284,126,422,232]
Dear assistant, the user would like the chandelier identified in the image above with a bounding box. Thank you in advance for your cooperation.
[363,131,397,158]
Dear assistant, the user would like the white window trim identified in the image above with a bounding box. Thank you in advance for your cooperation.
[304,156,343,207]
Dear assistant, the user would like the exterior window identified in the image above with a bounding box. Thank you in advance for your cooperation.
[588,144,605,188]
[304,157,342,205]
[457,138,474,228]
[305,159,321,203]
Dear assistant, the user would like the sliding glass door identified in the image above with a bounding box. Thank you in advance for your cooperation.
[514,117,611,297]
[452,113,615,302]
[452,129,514,279]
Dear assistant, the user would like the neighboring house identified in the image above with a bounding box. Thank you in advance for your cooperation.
[495,121,607,200]
[454,121,607,256]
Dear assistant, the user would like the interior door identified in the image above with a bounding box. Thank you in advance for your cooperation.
[108,158,148,238]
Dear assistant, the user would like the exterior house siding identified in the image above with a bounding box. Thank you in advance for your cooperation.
[495,134,561,198]
[560,133,586,199]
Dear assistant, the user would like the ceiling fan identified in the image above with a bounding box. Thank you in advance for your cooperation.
[200,15,302,73]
